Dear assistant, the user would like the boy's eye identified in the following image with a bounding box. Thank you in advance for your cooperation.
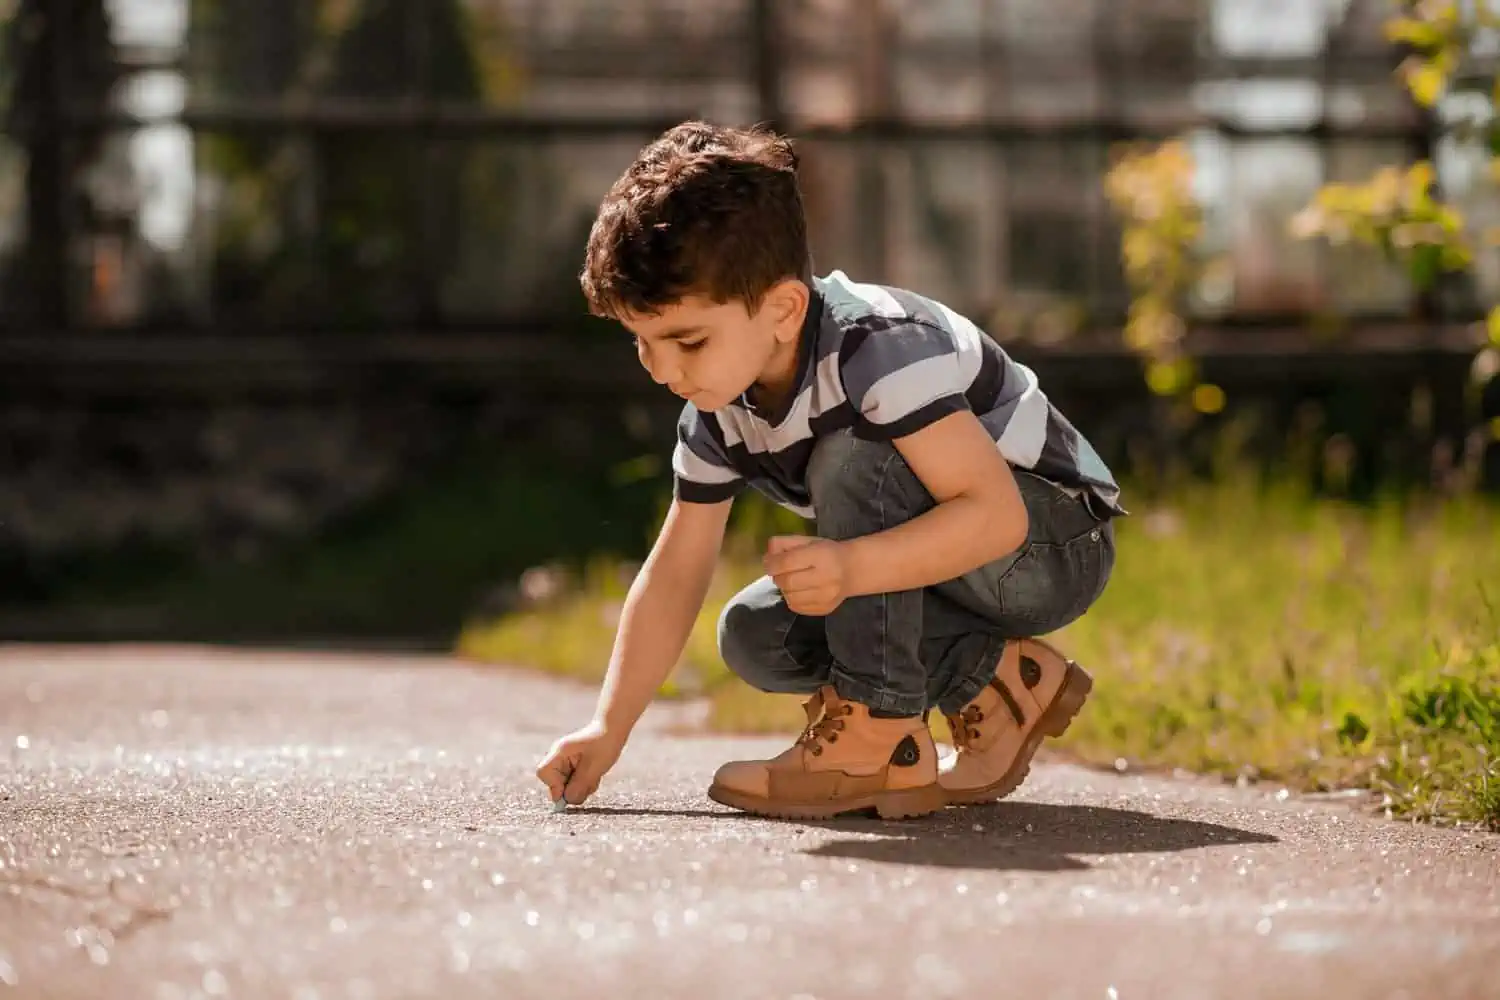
[679,339,707,352]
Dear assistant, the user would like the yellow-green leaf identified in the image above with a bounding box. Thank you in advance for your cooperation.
[1406,63,1448,107]
[1405,161,1436,202]
[1192,383,1227,415]
[1146,358,1193,397]
[1384,17,1444,48]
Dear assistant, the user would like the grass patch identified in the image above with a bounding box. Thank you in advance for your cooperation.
[458,472,1500,830]
[454,557,745,697]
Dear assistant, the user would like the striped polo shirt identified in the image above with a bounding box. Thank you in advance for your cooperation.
[672,270,1125,520]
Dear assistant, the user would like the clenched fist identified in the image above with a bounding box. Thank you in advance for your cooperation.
[764,535,850,616]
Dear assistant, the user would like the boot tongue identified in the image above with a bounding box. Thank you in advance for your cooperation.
[800,686,842,726]
[820,687,853,716]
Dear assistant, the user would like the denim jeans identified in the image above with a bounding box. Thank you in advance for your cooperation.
[716,428,1117,717]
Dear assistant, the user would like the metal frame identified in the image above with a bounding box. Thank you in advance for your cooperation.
[0,0,1489,350]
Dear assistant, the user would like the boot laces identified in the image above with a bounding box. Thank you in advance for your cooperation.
[795,690,853,757]
[945,704,985,750]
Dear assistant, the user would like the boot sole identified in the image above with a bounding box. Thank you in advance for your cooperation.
[706,781,946,821]
[943,659,1093,807]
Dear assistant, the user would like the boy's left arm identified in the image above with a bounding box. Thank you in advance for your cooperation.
[765,410,1027,612]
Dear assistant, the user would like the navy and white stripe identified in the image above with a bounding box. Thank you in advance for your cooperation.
[672,270,1125,519]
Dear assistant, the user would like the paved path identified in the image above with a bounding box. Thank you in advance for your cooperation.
[1,644,1497,1000]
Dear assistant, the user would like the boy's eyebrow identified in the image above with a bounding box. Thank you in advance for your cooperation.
[644,325,706,341]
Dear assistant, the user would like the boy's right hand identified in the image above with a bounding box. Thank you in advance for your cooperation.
[536,721,626,806]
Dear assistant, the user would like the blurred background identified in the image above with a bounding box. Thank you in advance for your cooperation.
[2,0,1498,648]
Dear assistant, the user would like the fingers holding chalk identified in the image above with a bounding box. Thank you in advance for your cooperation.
[551,760,575,812]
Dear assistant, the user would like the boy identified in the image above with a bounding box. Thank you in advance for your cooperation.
[536,121,1123,820]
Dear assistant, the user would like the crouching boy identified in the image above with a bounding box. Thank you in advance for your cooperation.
[537,121,1123,820]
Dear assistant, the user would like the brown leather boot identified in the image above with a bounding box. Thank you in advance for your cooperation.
[939,638,1092,805]
[708,686,944,821]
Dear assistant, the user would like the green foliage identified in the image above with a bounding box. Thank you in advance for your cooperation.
[1102,140,1216,405]
[1284,2,1500,496]
[1384,1,1500,113]
[1375,641,1500,828]
[1106,3,1500,425]
[457,489,805,696]
[1290,162,1472,287]
[1296,1,1500,357]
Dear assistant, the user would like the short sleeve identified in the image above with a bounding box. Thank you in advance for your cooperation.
[839,320,972,440]
[671,404,745,504]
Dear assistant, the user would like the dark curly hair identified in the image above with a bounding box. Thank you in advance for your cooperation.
[580,121,809,320]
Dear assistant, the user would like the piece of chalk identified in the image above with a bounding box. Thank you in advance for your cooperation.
[552,796,568,813]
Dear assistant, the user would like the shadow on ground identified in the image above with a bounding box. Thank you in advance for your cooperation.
[800,801,1280,872]
[557,800,1278,873]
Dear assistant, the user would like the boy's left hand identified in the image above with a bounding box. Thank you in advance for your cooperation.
[764,535,849,615]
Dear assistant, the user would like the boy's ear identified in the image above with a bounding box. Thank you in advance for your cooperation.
[765,278,809,343]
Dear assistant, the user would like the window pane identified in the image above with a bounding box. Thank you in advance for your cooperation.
[802,134,1117,328]
[459,0,755,118]
[436,134,649,320]
[1193,133,1328,316]
[1325,138,1412,317]
[1193,79,1323,130]
[1325,0,1419,130]
[1002,141,1099,331]
[1113,0,1204,128]
[796,137,887,282]
[1224,139,1325,314]
[890,0,990,123]
[886,141,1005,316]
[996,0,1102,123]
[1437,115,1500,315]
[789,135,1008,316]
[780,0,872,126]
[1209,0,1326,58]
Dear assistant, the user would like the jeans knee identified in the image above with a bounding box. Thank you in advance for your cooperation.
[717,594,769,682]
[717,580,828,694]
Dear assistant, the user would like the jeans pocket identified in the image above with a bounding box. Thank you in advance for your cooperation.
[996,520,1114,635]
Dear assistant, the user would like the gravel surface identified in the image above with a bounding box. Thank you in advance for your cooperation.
[1,644,1497,1000]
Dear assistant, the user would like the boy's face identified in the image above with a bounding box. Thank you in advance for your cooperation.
[621,279,809,412]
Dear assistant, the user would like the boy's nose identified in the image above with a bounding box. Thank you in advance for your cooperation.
[638,344,679,385]
[646,358,682,386]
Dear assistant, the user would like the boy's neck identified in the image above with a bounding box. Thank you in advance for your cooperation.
[750,336,801,410]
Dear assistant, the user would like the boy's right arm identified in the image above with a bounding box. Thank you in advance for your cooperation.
[536,495,731,804]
